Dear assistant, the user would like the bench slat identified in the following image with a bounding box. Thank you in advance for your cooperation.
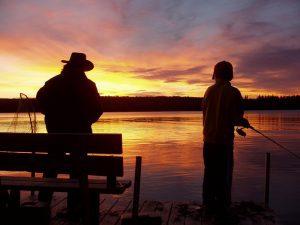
[0,133,122,154]
[0,153,124,176]
[0,176,131,194]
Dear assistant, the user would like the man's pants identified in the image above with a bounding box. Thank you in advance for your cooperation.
[38,151,82,214]
[202,142,233,210]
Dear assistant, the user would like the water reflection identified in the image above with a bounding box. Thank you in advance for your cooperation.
[0,111,300,224]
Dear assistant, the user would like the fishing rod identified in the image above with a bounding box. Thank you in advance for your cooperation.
[236,126,300,161]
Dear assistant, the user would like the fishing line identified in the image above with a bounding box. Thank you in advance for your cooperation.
[236,126,300,161]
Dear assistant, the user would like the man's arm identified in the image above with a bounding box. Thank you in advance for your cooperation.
[233,89,250,128]
[36,85,47,115]
[85,82,103,123]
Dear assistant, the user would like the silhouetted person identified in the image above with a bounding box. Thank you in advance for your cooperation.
[37,52,102,133]
[202,61,250,215]
[36,52,103,218]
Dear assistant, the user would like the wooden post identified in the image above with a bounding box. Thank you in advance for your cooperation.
[264,152,271,207]
[132,156,142,224]
[31,152,35,196]
[9,190,20,208]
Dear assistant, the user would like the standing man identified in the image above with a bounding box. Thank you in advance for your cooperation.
[202,61,249,214]
[36,52,103,217]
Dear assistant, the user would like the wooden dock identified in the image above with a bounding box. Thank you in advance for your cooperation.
[8,192,281,225]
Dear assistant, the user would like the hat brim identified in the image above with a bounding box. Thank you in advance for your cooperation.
[61,60,94,71]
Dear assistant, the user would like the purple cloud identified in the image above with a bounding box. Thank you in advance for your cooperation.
[1,0,300,97]
[235,46,300,92]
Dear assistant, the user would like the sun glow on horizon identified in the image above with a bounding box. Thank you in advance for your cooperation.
[0,54,296,99]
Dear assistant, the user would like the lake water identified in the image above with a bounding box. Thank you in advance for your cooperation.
[0,110,300,224]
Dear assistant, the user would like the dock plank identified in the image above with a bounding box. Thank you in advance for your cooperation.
[9,192,283,225]
[167,202,186,225]
[50,192,68,218]
[115,199,135,225]
[101,197,132,225]
[99,196,119,224]
[139,200,172,225]
[183,202,202,225]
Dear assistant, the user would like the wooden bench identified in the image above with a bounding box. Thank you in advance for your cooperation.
[0,132,133,225]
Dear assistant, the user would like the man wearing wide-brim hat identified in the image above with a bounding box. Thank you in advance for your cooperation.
[37,52,102,133]
[36,52,103,219]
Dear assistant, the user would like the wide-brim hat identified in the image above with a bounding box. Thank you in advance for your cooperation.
[61,52,94,71]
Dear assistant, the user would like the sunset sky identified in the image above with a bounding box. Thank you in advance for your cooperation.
[0,0,299,98]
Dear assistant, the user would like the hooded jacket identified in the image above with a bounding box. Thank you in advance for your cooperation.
[202,80,244,144]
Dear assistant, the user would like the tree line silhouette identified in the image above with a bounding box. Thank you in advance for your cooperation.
[243,95,300,110]
[0,95,299,112]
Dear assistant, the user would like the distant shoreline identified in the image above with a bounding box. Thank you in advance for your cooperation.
[0,95,299,112]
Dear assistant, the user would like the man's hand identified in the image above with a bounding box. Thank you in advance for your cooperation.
[240,118,250,128]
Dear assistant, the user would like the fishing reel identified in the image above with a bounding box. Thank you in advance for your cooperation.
[236,127,247,137]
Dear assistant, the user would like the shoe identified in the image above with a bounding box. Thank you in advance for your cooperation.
[56,208,81,222]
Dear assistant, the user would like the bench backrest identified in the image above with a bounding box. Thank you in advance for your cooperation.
[0,132,123,178]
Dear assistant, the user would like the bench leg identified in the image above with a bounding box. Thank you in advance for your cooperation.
[0,190,9,224]
[80,191,99,225]
[6,190,21,225]
[89,192,99,225]
[9,190,20,208]
[67,190,80,212]
[0,190,9,208]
